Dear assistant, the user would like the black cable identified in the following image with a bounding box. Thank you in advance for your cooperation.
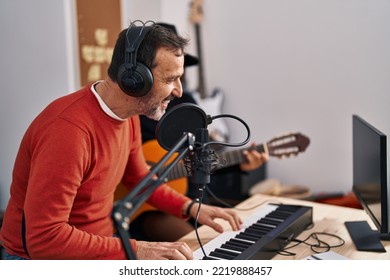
[204,113,251,149]
[193,186,209,259]
[279,232,345,256]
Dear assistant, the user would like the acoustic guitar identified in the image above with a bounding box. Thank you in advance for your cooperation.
[114,132,310,220]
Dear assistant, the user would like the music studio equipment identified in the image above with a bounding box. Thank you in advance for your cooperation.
[117,21,154,97]
[156,103,251,188]
[193,203,313,260]
[157,103,214,188]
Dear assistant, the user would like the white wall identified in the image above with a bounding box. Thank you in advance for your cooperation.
[198,0,390,194]
[0,0,79,209]
[1,0,389,209]
[126,0,390,195]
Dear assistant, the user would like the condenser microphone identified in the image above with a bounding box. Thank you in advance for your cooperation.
[156,102,251,187]
[156,103,216,187]
[156,103,210,151]
[188,128,214,186]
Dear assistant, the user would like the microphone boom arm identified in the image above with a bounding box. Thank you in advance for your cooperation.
[112,132,195,259]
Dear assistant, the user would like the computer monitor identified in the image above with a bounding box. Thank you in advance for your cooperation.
[346,115,390,252]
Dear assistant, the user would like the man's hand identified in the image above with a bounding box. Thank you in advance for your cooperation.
[188,203,243,233]
[135,240,193,260]
[240,142,269,172]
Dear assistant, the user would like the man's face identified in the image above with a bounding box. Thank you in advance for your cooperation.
[137,47,184,120]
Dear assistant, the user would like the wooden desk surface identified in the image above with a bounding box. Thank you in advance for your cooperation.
[179,193,390,260]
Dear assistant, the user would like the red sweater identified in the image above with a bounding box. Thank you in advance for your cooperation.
[0,85,189,259]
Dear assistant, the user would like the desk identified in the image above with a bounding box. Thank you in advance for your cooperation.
[179,193,390,260]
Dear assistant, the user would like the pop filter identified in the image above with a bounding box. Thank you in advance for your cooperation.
[156,103,208,151]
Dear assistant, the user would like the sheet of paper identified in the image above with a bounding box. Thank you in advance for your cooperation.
[303,251,349,260]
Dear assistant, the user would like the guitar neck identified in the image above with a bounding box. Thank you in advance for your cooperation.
[158,143,267,182]
[194,23,206,98]
[220,144,266,167]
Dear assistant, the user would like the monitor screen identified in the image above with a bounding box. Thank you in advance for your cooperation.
[352,115,389,238]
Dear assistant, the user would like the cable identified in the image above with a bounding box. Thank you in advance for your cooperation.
[193,186,209,260]
[278,232,345,256]
[204,113,251,149]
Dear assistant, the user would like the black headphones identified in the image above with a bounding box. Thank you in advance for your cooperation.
[117,21,154,97]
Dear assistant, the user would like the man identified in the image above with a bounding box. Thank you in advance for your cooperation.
[0,21,242,260]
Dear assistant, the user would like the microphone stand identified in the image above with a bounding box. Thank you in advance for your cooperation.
[190,128,212,189]
[112,132,195,260]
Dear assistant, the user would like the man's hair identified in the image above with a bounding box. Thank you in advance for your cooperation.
[107,23,189,82]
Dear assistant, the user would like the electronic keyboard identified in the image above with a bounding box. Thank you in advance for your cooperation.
[193,203,313,260]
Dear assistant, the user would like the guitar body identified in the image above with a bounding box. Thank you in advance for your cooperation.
[114,140,188,220]
[192,88,229,141]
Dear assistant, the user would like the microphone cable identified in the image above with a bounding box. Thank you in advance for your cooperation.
[204,113,251,149]
[193,186,210,259]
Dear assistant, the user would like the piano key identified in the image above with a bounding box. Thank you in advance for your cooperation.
[214,248,240,258]
[221,243,246,252]
[236,232,261,242]
[228,237,255,246]
[210,250,234,260]
[255,219,277,228]
[247,224,271,232]
[245,227,267,236]
[260,217,283,226]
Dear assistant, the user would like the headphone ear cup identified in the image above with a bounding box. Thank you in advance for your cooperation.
[117,62,153,97]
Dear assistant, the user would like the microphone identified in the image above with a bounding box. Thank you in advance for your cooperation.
[156,103,216,187]
[186,128,213,186]
[156,102,251,187]
[156,103,210,151]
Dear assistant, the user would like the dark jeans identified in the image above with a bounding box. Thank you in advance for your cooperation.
[4,251,27,260]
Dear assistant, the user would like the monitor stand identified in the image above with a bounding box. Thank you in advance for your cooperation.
[345,221,386,252]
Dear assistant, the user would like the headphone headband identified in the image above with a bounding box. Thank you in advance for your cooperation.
[117,21,154,97]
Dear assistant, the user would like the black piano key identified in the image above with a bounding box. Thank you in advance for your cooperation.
[266,213,288,222]
[261,218,282,226]
[215,248,240,258]
[255,221,276,229]
[258,218,279,227]
[228,238,254,247]
[202,255,220,260]
[243,229,264,238]
[210,250,234,260]
[221,243,246,252]
[267,214,289,221]
[253,222,275,230]
[274,208,295,215]
[236,232,259,242]
[269,210,292,218]
[245,227,267,236]
[267,212,286,219]
[253,223,273,229]
[231,237,255,244]
[264,215,285,223]
[248,224,270,233]
[277,204,298,212]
